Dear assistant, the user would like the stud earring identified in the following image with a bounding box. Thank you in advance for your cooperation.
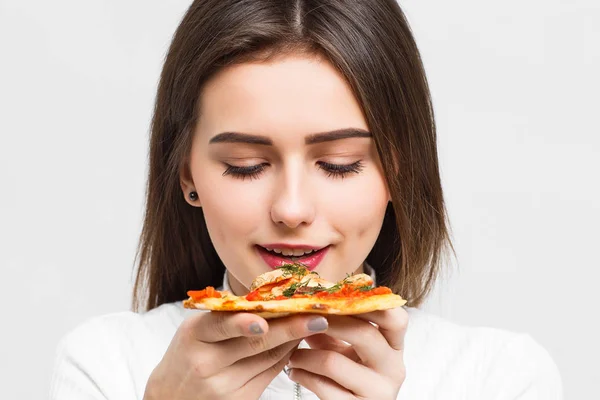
[189,191,198,201]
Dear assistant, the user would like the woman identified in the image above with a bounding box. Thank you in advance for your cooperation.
[50,0,562,399]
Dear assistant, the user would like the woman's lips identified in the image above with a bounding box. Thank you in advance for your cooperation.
[256,245,330,271]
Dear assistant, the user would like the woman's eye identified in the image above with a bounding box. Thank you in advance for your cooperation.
[222,161,364,180]
[222,163,268,180]
[317,160,364,178]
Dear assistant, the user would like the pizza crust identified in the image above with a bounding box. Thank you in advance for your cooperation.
[183,293,407,319]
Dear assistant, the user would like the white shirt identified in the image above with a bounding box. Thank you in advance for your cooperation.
[49,266,563,399]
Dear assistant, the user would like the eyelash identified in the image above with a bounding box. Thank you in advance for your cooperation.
[222,163,268,180]
[317,160,364,178]
[222,161,364,180]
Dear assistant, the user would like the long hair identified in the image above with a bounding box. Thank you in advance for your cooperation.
[132,0,454,312]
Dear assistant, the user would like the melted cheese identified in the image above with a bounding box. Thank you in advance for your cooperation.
[343,273,374,287]
[250,265,373,298]
[299,274,337,289]
[250,268,290,291]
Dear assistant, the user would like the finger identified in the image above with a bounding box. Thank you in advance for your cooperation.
[303,333,349,352]
[238,346,297,399]
[303,334,360,363]
[288,348,383,397]
[188,311,268,343]
[210,340,301,392]
[219,314,329,365]
[288,367,351,400]
[323,315,393,371]
[351,307,409,351]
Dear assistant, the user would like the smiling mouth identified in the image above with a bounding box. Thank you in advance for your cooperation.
[255,245,330,270]
[258,246,324,260]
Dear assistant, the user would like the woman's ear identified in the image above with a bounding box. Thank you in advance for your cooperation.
[179,161,202,207]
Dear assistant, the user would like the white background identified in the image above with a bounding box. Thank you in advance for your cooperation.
[0,1,598,399]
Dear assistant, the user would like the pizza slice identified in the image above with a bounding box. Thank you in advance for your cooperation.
[183,264,407,319]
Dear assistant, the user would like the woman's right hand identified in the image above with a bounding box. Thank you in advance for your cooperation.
[143,311,329,400]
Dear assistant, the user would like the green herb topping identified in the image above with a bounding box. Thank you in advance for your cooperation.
[278,263,310,278]
[282,283,300,297]
[282,279,311,297]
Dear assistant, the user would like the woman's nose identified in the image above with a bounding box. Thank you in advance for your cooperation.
[270,171,316,229]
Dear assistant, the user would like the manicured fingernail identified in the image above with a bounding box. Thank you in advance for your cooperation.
[307,316,328,332]
[249,322,264,335]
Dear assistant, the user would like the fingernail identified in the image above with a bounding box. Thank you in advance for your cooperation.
[307,316,328,332]
[249,322,264,335]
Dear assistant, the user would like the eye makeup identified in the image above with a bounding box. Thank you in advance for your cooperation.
[221,160,364,180]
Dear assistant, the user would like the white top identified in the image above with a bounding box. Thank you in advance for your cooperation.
[49,267,563,399]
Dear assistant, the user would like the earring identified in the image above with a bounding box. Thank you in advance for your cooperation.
[189,191,198,201]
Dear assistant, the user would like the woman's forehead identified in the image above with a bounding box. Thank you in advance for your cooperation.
[196,55,368,139]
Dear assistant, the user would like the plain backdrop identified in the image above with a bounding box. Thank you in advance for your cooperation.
[0,0,598,398]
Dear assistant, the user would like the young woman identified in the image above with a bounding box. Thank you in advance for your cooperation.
[50,1,562,399]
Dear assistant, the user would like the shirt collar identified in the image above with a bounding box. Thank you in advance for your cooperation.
[219,262,377,292]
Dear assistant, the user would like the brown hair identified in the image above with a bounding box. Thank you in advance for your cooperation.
[132,0,454,312]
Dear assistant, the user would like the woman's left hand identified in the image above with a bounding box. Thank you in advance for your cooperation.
[287,307,408,400]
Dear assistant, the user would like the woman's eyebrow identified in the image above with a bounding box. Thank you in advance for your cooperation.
[209,132,272,145]
[208,128,371,145]
[305,128,371,144]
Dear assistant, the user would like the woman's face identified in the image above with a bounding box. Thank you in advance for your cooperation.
[181,54,390,295]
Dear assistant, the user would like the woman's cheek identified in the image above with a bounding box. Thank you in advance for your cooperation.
[323,171,388,231]
[198,175,268,244]
[203,187,263,240]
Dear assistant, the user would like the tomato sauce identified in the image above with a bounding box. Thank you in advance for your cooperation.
[273,285,392,300]
[258,278,292,292]
[187,286,222,300]
[313,285,392,298]
[245,283,392,301]
[245,278,292,301]
[245,289,262,301]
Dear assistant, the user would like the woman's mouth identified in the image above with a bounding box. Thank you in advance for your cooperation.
[255,245,330,270]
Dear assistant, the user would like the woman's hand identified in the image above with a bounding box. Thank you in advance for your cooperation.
[286,307,409,399]
[143,311,329,400]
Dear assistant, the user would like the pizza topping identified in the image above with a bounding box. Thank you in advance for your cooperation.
[313,284,392,298]
[258,278,292,292]
[370,287,392,295]
[271,284,392,300]
[277,274,391,299]
[278,263,311,278]
[298,273,336,288]
[246,278,293,301]
[241,264,393,301]
[281,275,337,297]
[249,263,318,291]
[281,279,309,297]
[187,286,222,300]
[245,289,262,301]
[250,268,293,291]
[357,284,374,291]
[270,281,295,297]
[342,273,374,288]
